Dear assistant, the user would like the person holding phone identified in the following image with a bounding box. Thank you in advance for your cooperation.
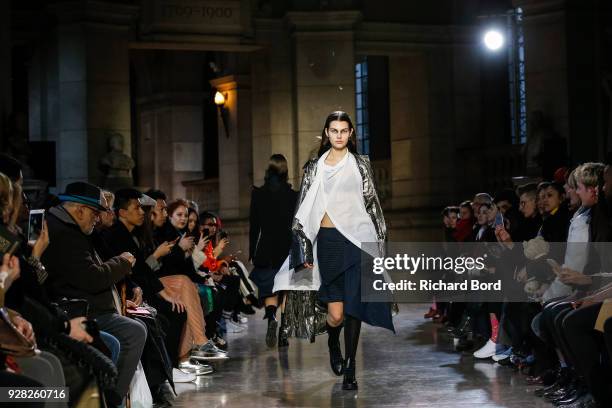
[41,181,144,405]
[273,111,394,390]
[154,199,228,362]
[196,212,249,335]
[27,209,45,246]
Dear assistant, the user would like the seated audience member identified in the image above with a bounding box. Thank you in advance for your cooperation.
[41,181,146,405]
[152,198,227,362]
[103,189,212,382]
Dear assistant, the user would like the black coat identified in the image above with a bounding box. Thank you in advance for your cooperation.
[515,213,542,242]
[42,205,132,318]
[153,221,206,284]
[249,181,298,268]
[100,221,165,301]
[541,203,571,243]
[540,203,571,263]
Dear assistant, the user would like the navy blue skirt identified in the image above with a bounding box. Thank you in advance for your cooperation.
[317,227,395,332]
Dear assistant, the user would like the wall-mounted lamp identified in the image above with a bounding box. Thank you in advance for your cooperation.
[214,91,226,106]
[214,91,230,138]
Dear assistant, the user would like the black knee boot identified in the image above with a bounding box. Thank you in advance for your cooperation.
[327,322,344,376]
[343,315,361,390]
[265,305,278,348]
[278,312,289,348]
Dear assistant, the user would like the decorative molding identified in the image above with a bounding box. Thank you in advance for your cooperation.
[129,39,261,52]
[210,75,251,91]
[285,10,363,31]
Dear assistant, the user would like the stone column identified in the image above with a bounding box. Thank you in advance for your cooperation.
[251,19,297,187]
[0,1,11,141]
[210,75,253,219]
[389,55,430,210]
[287,11,361,168]
[49,2,137,190]
[387,53,455,241]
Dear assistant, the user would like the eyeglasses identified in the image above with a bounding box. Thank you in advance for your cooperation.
[328,128,351,136]
[203,223,217,227]
[80,205,100,218]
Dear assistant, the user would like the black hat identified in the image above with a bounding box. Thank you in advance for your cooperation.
[58,182,106,211]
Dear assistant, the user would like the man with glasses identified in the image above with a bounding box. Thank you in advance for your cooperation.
[42,181,146,406]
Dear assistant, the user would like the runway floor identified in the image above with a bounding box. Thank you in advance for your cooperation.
[173,304,551,408]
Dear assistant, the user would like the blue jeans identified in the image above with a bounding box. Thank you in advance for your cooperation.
[99,330,120,365]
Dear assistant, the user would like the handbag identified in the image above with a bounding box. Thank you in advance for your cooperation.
[54,298,89,319]
[0,307,36,357]
[289,232,316,285]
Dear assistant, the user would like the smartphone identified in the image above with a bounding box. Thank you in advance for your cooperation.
[28,209,45,245]
[494,212,504,228]
[202,228,210,237]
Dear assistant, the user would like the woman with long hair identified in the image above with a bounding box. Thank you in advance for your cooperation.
[154,199,228,363]
[274,111,394,390]
[186,207,199,237]
[249,154,298,348]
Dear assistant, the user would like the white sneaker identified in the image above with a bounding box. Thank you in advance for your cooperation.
[473,339,498,359]
[225,319,245,333]
[492,346,512,362]
[172,368,196,383]
[238,314,248,324]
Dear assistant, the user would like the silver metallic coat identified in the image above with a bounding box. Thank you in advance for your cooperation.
[292,153,387,260]
[284,153,387,341]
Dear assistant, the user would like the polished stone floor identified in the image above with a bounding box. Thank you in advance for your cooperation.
[173,304,551,408]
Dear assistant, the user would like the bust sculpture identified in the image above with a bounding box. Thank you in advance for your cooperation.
[99,131,135,189]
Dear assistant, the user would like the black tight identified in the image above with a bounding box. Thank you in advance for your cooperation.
[344,315,362,360]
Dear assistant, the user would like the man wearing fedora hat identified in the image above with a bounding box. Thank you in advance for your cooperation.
[42,181,146,405]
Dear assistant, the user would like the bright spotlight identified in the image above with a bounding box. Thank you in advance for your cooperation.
[483,30,504,51]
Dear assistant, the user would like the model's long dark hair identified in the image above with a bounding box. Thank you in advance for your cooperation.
[317,111,359,157]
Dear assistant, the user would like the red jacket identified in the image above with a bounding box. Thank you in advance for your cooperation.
[453,218,474,242]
